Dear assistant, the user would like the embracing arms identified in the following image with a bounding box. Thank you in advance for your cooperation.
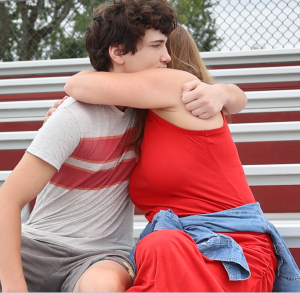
[65,69,198,111]
[64,69,247,116]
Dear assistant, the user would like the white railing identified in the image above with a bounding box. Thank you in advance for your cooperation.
[211,66,300,84]
[1,48,299,76]
[1,121,299,149]
[201,48,300,66]
[1,89,300,122]
[1,66,300,95]
[242,89,300,113]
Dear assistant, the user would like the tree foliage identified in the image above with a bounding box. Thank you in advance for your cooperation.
[0,0,220,61]
[172,0,221,52]
[0,0,101,61]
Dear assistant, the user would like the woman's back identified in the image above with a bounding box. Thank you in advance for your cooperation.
[129,110,255,222]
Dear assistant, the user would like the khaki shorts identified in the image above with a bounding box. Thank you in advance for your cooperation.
[0,235,134,292]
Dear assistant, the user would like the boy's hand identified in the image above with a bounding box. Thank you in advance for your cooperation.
[43,96,68,124]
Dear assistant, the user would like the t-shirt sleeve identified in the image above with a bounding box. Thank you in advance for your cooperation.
[26,107,81,171]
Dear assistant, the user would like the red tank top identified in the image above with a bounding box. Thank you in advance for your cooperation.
[129,110,255,222]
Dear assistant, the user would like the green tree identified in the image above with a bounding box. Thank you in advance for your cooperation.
[0,0,220,62]
[171,0,221,51]
[0,0,101,61]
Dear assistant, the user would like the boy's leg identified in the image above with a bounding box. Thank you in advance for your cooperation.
[73,260,132,292]
[20,234,71,292]
[18,235,134,292]
[62,253,135,293]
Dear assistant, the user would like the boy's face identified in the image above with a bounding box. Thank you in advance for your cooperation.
[122,28,171,73]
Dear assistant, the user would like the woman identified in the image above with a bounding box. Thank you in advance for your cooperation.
[64,25,299,292]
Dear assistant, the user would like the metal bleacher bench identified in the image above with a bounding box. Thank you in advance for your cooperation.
[0,48,300,257]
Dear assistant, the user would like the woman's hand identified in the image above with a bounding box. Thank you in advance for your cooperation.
[43,96,68,124]
[182,80,247,119]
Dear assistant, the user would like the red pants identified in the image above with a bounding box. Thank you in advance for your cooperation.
[127,230,277,292]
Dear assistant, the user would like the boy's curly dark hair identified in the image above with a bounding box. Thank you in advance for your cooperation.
[85,0,178,72]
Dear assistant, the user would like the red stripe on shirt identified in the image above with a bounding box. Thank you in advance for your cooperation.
[70,147,134,164]
[69,128,134,163]
[50,158,137,190]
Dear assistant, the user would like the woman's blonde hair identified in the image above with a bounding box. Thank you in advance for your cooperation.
[167,24,213,85]
[130,25,216,154]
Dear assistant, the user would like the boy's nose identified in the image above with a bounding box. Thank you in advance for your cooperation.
[161,48,171,63]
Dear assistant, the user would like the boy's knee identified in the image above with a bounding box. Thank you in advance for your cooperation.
[74,260,132,292]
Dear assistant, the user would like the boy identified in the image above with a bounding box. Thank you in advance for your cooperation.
[0,0,246,292]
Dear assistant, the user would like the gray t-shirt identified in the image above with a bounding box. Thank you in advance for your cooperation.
[23,98,137,254]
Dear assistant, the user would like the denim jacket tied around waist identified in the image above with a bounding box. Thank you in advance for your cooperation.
[129,203,300,292]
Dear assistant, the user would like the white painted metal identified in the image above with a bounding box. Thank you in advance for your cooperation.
[133,215,148,239]
[229,121,300,142]
[1,67,300,95]
[0,58,93,77]
[21,205,30,223]
[243,164,300,186]
[0,100,58,119]
[1,48,299,76]
[265,213,300,221]
[0,131,36,150]
[0,171,10,182]
[0,76,70,94]
[0,100,58,111]
[0,117,45,123]
[243,90,300,112]
[241,107,300,114]
[1,121,299,149]
[201,48,300,66]
[244,164,300,176]
[1,89,299,122]
[269,220,300,248]
[210,66,300,84]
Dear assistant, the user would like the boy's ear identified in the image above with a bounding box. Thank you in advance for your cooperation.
[109,45,125,65]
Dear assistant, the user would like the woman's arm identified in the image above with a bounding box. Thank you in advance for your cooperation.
[64,69,198,110]
[219,84,247,114]
[0,153,56,292]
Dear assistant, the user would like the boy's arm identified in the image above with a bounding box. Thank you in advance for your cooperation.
[182,80,247,119]
[64,69,199,110]
[64,70,246,116]
[0,153,56,292]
